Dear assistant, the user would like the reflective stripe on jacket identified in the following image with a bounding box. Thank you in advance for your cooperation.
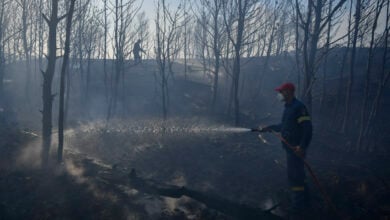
[269,98,312,149]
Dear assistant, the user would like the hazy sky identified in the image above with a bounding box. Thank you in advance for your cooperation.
[140,0,181,20]
[141,0,154,17]
[137,0,387,40]
[97,0,386,54]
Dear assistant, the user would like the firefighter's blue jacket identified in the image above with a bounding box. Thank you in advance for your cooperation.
[269,98,312,149]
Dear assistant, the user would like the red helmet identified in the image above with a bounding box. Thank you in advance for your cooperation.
[275,82,295,92]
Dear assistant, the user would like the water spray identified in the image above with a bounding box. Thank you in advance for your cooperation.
[73,120,260,137]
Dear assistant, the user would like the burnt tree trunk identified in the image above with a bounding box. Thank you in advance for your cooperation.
[107,0,121,121]
[303,0,322,113]
[58,0,76,163]
[41,0,62,168]
[331,1,353,129]
[258,17,276,95]
[300,0,313,106]
[297,0,347,113]
[342,0,361,134]
[0,1,6,104]
[365,0,390,141]
[229,0,248,126]
[294,1,302,96]
[103,0,108,103]
[320,0,332,114]
[211,0,222,111]
[21,0,32,105]
[357,0,385,151]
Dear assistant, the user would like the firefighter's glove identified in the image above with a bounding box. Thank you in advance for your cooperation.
[293,146,305,157]
[259,126,272,133]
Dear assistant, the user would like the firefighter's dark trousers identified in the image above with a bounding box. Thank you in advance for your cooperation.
[133,52,141,63]
[286,150,310,212]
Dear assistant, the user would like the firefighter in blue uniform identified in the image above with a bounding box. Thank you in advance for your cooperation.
[261,82,312,217]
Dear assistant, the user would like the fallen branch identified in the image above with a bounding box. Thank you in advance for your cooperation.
[128,169,282,220]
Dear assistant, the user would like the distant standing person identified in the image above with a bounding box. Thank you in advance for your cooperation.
[260,82,313,218]
[133,39,145,63]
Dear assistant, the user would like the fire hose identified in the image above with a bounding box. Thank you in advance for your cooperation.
[251,128,343,219]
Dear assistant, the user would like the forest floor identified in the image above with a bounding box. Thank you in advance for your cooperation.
[1,61,390,219]
[1,121,390,220]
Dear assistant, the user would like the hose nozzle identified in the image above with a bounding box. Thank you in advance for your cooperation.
[251,128,261,132]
